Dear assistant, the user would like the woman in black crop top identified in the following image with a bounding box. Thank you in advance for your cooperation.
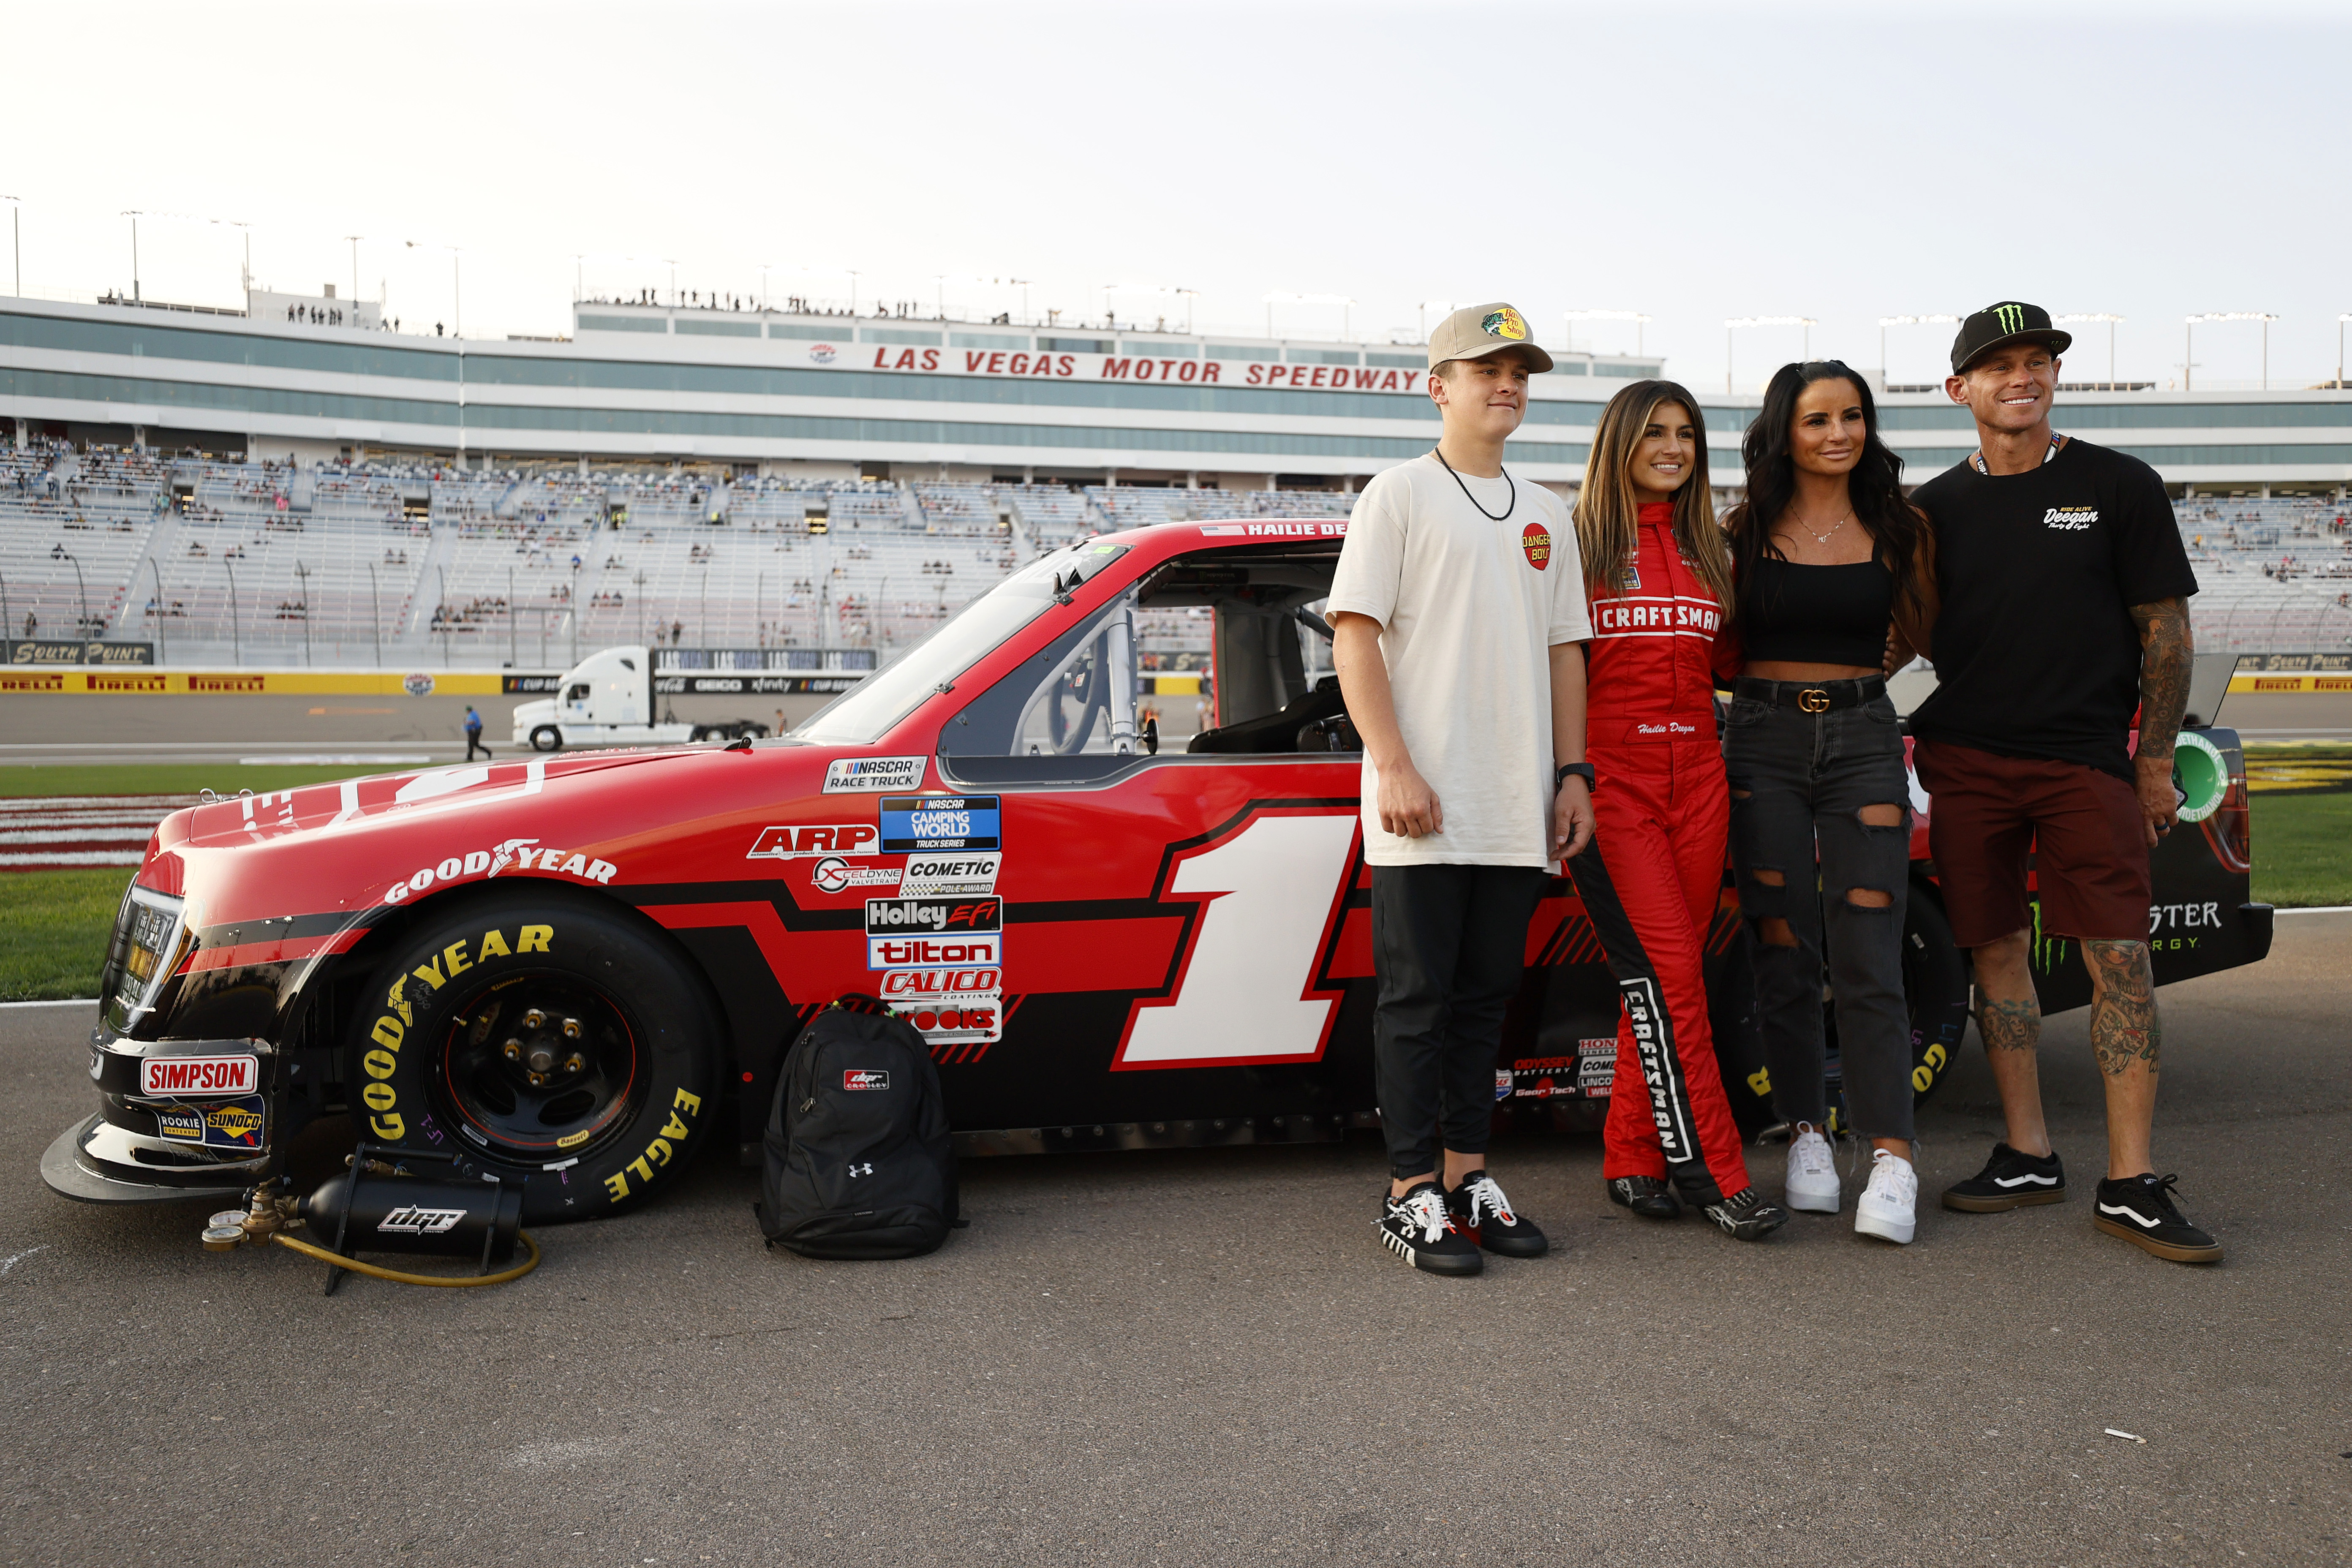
[1720,360,1937,1246]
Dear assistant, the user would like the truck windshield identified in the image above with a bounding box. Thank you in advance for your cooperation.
[792,539,1131,746]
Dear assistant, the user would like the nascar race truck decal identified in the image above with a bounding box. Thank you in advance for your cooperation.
[43,523,2274,1224]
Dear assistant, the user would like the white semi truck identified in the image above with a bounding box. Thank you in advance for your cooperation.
[509,646,768,752]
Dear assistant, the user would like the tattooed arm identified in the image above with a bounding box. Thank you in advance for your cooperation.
[2127,596,2193,848]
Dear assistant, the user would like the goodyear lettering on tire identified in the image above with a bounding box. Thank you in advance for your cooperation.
[602,1088,703,1204]
[360,924,554,1143]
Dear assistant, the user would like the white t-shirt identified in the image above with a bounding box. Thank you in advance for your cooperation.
[1326,453,1591,868]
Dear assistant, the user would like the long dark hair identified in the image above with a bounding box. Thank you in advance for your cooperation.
[1574,379,1734,611]
[1723,360,1928,618]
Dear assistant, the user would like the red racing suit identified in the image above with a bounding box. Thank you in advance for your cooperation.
[1569,501,1751,1203]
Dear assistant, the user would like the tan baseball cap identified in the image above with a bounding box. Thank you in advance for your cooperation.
[1427,302,1554,374]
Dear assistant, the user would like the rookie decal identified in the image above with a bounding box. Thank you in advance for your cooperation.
[1481,305,1529,341]
[900,852,1000,897]
[1521,523,1552,571]
[602,1087,704,1203]
[155,1094,266,1149]
[810,856,901,895]
[358,926,553,1141]
[843,1069,890,1091]
[139,1054,258,1098]
[903,1000,1002,1046]
[824,756,926,793]
[2044,506,2097,531]
[879,795,1002,854]
[749,823,880,859]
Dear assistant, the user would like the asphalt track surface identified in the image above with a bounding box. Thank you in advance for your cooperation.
[4,918,2348,1567]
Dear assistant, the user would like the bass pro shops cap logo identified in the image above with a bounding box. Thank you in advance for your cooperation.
[1480,306,1529,342]
[1521,522,1552,570]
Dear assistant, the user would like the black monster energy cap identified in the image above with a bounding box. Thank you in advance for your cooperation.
[1949,301,2072,373]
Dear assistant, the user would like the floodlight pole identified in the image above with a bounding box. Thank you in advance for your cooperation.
[295,559,311,664]
[148,558,167,663]
[225,558,241,665]
[366,560,382,667]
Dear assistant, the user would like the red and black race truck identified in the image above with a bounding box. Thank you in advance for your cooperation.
[44,523,2273,1223]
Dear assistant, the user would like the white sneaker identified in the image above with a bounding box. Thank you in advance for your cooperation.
[1856,1149,1919,1244]
[1785,1124,1840,1213]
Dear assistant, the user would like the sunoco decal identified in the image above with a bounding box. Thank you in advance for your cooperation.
[154,1094,267,1149]
[879,795,1001,853]
[824,756,926,793]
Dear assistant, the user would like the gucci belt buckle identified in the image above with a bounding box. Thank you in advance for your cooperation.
[1797,687,1832,714]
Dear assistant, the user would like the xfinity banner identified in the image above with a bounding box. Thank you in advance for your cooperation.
[6,640,155,666]
[655,673,867,695]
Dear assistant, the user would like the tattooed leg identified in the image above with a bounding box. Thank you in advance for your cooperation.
[2086,939,2160,1179]
[1971,931,2052,1157]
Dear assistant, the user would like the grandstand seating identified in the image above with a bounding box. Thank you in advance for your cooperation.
[7,440,2341,669]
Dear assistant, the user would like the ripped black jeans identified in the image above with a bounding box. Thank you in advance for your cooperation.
[1723,678,1916,1143]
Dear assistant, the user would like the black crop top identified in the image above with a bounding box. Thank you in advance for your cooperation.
[1739,555,1893,667]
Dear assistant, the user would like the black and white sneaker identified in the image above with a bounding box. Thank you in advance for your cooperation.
[1703,1186,1790,1241]
[1941,1142,2066,1212]
[1447,1171,1548,1258]
[1605,1175,1681,1221]
[1377,1181,1483,1275]
[2094,1173,2223,1264]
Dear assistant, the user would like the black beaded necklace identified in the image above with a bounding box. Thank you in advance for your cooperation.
[1432,448,1515,522]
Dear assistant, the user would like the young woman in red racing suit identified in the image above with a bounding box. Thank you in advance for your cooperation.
[1568,381,1790,1240]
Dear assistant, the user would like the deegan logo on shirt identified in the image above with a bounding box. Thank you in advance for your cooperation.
[2044,506,2098,531]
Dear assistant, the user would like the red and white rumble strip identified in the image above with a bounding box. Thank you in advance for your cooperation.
[0,795,189,872]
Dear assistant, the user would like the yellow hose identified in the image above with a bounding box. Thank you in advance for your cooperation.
[269,1228,541,1287]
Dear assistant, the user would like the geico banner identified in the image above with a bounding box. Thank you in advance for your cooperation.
[654,673,867,695]
[798,340,1435,395]
[5,640,156,667]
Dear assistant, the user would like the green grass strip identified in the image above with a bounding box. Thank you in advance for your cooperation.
[0,868,128,1001]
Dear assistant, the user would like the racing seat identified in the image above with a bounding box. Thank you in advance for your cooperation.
[1187,677,1350,755]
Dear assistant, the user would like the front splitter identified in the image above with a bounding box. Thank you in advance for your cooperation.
[40,1114,251,1206]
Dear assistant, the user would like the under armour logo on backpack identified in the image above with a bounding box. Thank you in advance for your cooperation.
[847,1162,874,1178]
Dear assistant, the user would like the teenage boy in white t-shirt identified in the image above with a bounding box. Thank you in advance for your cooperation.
[1326,302,1595,1277]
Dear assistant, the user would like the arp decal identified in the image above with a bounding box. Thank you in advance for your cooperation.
[748,823,879,860]
[879,795,1001,854]
[824,756,926,793]
[1116,805,1361,1070]
[382,841,615,904]
[603,1087,704,1202]
[359,925,553,1142]
[843,1069,890,1091]
[139,1054,258,1098]
[899,852,1001,897]
[810,857,901,895]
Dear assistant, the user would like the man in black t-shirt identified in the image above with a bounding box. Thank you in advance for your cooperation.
[1909,301,2219,1264]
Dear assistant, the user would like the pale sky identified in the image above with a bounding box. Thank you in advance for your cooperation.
[6,0,2346,392]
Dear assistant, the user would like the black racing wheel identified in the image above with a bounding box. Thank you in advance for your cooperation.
[344,888,722,1223]
[529,724,562,752]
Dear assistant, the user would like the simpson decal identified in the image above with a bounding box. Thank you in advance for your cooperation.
[1521,523,1552,570]
[899,852,1001,897]
[824,756,926,793]
[879,795,1002,853]
[749,823,880,859]
[139,1054,259,1098]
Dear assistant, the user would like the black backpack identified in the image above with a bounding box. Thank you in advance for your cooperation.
[758,1000,959,1260]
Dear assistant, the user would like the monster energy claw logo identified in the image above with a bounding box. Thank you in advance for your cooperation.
[1993,304,2025,334]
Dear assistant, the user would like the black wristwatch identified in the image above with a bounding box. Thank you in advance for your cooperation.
[1555,762,1596,789]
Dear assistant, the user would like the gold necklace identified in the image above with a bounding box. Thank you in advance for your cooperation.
[1791,512,1848,547]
